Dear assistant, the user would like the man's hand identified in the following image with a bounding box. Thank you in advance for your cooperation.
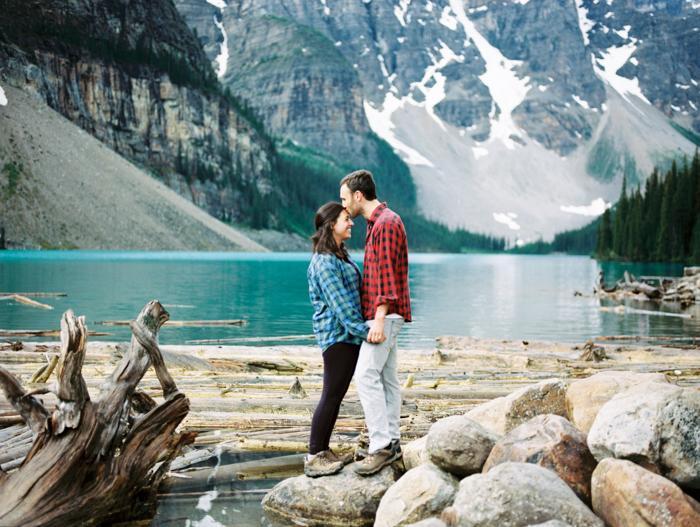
[367,318,386,343]
[367,304,389,344]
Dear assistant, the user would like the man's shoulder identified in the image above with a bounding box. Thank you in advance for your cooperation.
[375,207,406,232]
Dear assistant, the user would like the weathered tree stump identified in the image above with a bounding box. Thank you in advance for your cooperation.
[0,301,195,526]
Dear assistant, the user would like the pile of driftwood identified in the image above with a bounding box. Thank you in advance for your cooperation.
[0,301,194,527]
[597,267,700,307]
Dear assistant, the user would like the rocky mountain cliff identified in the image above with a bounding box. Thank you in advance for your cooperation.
[0,0,274,228]
[176,0,700,241]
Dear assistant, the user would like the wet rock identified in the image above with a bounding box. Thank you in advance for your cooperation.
[566,371,671,434]
[483,414,597,504]
[375,464,459,527]
[592,458,700,527]
[403,435,429,471]
[465,378,567,435]
[588,381,700,488]
[426,415,500,478]
[443,462,603,527]
[262,463,403,527]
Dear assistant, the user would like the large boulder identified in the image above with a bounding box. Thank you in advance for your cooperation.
[588,381,700,488]
[592,458,700,527]
[483,414,597,504]
[465,379,567,435]
[262,463,402,527]
[375,464,459,527]
[426,415,500,478]
[403,435,430,471]
[441,462,603,527]
[566,371,671,434]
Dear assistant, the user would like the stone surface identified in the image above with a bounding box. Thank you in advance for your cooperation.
[592,458,700,527]
[444,462,603,527]
[375,464,459,527]
[526,523,574,527]
[465,378,568,436]
[483,414,597,504]
[262,463,403,527]
[588,381,700,488]
[403,435,430,471]
[566,371,671,434]
[404,520,447,527]
[426,415,500,478]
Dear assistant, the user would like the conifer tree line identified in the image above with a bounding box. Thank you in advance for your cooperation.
[595,150,700,262]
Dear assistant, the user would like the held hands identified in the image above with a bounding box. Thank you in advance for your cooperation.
[367,318,387,344]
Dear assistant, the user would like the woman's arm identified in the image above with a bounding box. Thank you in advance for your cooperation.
[314,256,369,340]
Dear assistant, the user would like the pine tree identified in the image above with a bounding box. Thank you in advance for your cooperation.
[656,164,677,262]
[673,159,694,260]
[643,168,662,260]
[596,208,613,258]
[612,174,628,256]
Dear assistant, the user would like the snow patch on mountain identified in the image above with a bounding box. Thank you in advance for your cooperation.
[364,97,434,166]
[574,0,595,45]
[206,0,228,78]
[448,0,531,148]
[593,39,650,106]
[494,212,521,230]
[561,198,610,216]
[0,86,7,106]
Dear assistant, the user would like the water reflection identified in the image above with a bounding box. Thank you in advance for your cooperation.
[2,252,700,346]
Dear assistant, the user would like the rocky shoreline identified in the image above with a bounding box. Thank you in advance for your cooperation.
[262,362,700,526]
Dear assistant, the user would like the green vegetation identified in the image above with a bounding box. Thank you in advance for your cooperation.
[595,150,700,262]
[510,219,600,255]
[670,122,700,148]
[271,139,505,253]
[2,160,22,196]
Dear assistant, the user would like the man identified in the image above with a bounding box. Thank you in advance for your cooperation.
[339,169,411,476]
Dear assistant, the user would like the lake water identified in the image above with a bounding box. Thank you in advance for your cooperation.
[1,251,699,347]
[2,251,700,526]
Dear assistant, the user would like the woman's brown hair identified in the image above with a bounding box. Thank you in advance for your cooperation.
[311,202,348,260]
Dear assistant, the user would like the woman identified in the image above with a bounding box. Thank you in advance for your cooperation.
[305,202,370,477]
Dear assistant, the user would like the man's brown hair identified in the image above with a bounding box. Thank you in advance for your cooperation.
[340,169,377,201]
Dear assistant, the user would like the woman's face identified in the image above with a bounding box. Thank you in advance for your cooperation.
[332,209,354,243]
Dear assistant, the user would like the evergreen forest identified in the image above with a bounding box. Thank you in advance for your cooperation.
[595,151,700,263]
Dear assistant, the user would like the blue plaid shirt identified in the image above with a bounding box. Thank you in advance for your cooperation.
[308,252,369,352]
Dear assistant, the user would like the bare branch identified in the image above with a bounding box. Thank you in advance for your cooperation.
[0,366,50,437]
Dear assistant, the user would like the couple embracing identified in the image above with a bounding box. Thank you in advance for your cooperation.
[305,169,411,478]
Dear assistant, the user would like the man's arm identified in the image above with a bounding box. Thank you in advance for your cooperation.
[367,303,389,343]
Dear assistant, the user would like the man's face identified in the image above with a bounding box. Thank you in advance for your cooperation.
[340,184,361,218]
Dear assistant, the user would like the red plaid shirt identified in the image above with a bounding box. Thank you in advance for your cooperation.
[361,203,411,322]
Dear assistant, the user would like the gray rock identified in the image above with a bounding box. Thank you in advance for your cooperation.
[526,522,574,527]
[588,380,700,488]
[403,435,429,471]
[566,371,671,434]
[465,378,567,436]
[443,462,604,527]
[426,415,500,478]
[262,463,402,527]
[404,520,447,527]
[375,464,459,527]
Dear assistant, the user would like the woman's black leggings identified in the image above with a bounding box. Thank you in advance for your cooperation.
[309,341,361,455]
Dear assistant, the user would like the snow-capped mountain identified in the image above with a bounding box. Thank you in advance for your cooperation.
[176,0,700,241]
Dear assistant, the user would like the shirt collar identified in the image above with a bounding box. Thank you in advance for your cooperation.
[368,203,387,225]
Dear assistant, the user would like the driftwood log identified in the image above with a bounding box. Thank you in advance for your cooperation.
[0,301,195,527]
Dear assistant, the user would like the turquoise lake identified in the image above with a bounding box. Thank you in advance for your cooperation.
[1,251,699,346]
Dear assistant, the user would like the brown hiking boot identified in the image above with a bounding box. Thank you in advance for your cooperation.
[304,451,344,478]
[353,447,400,476]
[355,439,400,462]
[326,449,354,466]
